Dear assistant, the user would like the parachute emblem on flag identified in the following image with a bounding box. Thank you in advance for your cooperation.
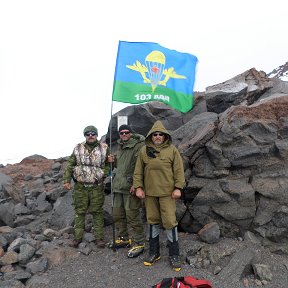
[112,41,198,113]
[126,50,186,92]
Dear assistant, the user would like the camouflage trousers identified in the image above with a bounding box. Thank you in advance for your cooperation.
[73,183,105,241]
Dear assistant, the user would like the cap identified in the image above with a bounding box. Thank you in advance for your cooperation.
[83,125,98,136]
[118,124,132,133]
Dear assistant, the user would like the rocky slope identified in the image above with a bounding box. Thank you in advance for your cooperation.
[0,154,287,288]
[1,63,288,287]
[267,61,288,81]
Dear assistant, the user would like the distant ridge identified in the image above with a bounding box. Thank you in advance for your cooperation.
[268,61,288,81]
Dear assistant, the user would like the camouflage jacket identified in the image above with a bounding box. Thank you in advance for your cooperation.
[63,140,110,185]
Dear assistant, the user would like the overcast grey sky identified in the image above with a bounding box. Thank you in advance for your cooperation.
[0,0,287,165]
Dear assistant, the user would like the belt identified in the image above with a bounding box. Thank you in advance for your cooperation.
[83,184,97,187]
[80,181,103,187]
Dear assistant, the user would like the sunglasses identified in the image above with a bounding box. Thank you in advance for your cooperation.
[85,132,97,137]
[119,131,130,135]
[152,132,164,137]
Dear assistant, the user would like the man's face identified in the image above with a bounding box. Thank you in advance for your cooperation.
[152,132,165,146]
[84,131,97,143]
[119,130,131,142]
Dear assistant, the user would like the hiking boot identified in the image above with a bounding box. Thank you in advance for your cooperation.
[70,239,81,248]
[108,237,132,249]
[168,237,181,271]
[127,243,145,258]
[169,255,182,271]
[143,253,161,266]
[144,233,160,266]
[96,239,106,248]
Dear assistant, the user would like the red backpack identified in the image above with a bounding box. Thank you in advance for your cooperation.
[152,276,212,288]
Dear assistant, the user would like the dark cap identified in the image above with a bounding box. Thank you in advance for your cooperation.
[118,124,132,133]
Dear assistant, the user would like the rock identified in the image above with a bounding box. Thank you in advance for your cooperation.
[198,222,220,244]
[0,68,288,287]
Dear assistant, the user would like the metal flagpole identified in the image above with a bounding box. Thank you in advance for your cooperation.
[109,99,116,251]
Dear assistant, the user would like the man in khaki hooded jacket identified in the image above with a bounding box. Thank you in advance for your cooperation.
[133,120,185,271]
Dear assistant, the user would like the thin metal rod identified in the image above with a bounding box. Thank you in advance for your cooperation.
[109,100,116,251]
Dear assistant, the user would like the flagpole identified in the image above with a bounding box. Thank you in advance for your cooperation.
[108,40,122,251]
[108,97,117,251]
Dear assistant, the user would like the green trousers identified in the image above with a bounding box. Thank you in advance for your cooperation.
[73,183,105,241]
[112,192,145,244]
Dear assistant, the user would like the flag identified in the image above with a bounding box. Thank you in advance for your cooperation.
[112,41,198,113]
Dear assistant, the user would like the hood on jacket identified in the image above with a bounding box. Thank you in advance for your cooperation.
[145,120,172,145]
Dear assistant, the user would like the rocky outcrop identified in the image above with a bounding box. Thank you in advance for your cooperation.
[179,95,288,241]
[0,67,288,286]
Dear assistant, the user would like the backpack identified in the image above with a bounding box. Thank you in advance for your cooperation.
[152,276,212,288]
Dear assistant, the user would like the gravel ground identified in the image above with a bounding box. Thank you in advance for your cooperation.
[44,225,288,288]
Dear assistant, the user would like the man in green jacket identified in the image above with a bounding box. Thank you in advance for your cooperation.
[134,120,185,271]
[110,124,146,258]
[63,125,111,248]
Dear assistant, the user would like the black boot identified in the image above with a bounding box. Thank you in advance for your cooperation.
[143,235,160,266]
[168,240,181,271]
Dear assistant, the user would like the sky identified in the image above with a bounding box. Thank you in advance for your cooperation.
[0,0,287,165]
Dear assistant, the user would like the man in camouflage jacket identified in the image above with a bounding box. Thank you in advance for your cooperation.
[63,125,111,248]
